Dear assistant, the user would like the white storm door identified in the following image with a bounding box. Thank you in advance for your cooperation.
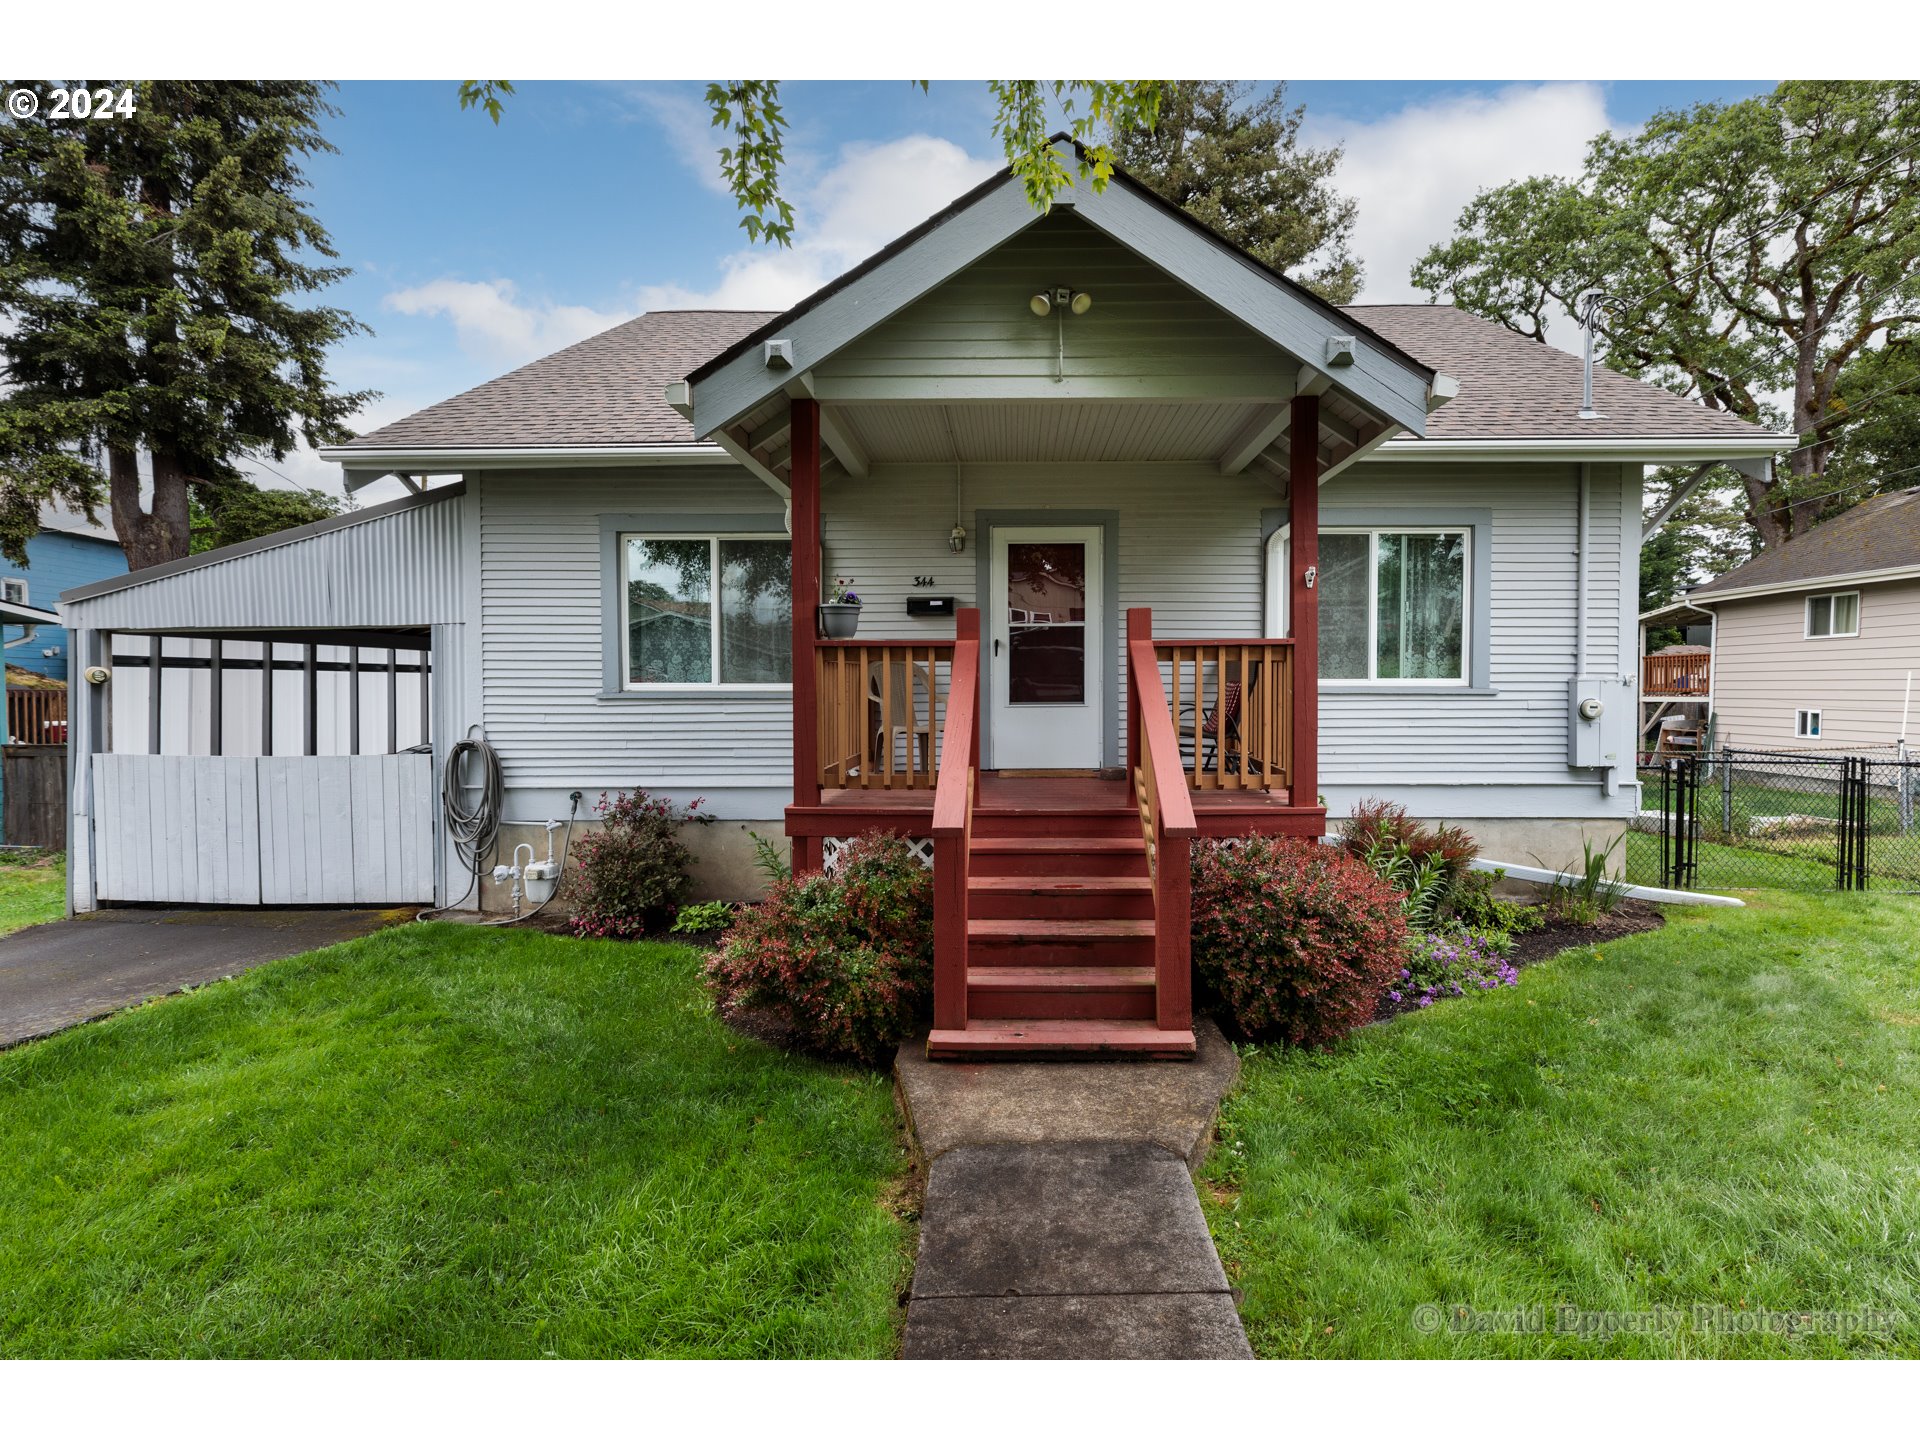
[989,526,1103,769]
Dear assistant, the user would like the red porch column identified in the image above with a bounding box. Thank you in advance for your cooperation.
[1289,393,1320,812]
[790,397,822,871]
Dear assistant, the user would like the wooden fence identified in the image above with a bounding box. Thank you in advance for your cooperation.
[2,744,66,849]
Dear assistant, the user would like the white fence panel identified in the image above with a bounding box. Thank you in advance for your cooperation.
[92,755,263,905]
[91,753,432,906]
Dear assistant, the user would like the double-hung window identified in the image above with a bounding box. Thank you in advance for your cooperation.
[1318,528,1469,684]
[1805,591,1859,639]
[622,534,791,689]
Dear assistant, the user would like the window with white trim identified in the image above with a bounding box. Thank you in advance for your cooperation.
[1316,528,1469,683]
[1,578,26,605]
[621,534,791,688]
[1795,708,1822,739]
[1805,591,1859,638]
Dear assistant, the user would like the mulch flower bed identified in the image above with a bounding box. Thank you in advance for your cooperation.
[1372,899,1665,1023]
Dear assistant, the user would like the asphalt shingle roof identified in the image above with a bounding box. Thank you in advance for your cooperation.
[1349,305,1771,442]
[1688,486,1920,598]
[340,310,778,452]
[342,302,1776,453]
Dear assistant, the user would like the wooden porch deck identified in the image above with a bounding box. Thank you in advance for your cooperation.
[788,772,1323,840]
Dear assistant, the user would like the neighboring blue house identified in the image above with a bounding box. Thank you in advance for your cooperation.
[4,503,126,684]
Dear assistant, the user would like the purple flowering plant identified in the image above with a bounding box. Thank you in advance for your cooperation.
[1390,928,1519,1008]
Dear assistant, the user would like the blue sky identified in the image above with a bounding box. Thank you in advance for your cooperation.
[273,79,1773,496]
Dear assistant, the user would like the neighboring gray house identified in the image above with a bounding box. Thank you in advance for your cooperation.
[1651,486,1920,754]
[58,141,1787,1044]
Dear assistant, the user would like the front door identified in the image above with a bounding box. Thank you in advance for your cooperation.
[989,526,1103,769]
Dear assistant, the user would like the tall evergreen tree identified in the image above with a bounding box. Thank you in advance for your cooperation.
[1108,81,1362,303]
[0,81,371,568]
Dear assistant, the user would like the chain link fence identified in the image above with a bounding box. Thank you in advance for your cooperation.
[1629,748,1920,892]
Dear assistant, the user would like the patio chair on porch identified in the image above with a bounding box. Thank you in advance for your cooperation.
[1178,677,1242,773]
[1177,664,1274,778]
[867,658,934,778]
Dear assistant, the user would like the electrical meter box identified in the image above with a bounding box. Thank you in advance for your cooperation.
[1568,676,1632,768]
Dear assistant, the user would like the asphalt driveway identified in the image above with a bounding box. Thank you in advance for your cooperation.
[0,908,411,1048]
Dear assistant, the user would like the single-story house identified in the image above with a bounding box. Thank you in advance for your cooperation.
[1644,485,1920,755]
[59,139,1787,1055]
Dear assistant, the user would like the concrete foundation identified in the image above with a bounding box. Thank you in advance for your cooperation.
[476,816,787,913]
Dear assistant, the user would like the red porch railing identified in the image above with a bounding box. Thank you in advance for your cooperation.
[1642,651,1710,698]
[1127,609,1196,1032]
[931,610,981,1032]
[1153,639,1294,793]
[815,639,958,789]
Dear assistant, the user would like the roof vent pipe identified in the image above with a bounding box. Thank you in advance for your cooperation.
[1575,289,1625,420]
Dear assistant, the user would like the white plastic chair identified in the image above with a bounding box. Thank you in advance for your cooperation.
[867,659,934,778]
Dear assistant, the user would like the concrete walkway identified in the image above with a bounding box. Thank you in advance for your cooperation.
[896,1019,1252,1359]
[0,908,410,1048]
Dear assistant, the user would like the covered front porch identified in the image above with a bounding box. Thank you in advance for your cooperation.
[676,163,1443,1056]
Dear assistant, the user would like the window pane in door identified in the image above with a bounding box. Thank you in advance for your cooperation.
[1005,540,1088,705]
[1319,532,1371,679]
[1377,532,1465,680]
[719,539,791,683]
[1005,542,1086,621]
[627,538,712,684]
[1007,625,1085,704]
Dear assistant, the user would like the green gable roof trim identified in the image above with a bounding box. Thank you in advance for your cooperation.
[686,136,1440,442]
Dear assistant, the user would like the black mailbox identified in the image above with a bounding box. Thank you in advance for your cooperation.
[906,596,956,618]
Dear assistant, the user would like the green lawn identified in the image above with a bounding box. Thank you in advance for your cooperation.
[0,851,65,935]
[1205,892,1920,1356]
[0,925,912,1358]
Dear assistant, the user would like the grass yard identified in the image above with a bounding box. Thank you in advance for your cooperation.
[0,850,65,936]
[1205,892,1920,1356]
[0,925,913,1358]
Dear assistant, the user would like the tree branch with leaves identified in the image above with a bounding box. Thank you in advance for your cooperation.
[1413,81,1920,550]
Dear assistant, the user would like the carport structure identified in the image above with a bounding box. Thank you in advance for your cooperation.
[57,486,472,912]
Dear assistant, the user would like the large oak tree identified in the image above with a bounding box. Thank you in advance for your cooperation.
[1413,81,1920,550]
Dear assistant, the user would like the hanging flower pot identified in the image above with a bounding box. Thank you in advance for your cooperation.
[819,577,862,639]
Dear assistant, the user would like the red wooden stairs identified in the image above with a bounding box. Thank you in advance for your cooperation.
[926,800,1197,1059]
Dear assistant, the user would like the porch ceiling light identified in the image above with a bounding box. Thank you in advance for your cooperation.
[1029,293,1052,317]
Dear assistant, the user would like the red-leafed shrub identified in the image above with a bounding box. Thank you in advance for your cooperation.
[1190,836,1408,1048]
[704,832,933,1065]
[1341,798,1478,882]
[564,789,710,939]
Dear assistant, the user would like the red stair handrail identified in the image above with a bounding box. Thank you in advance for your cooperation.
[931,610,981,1031]
[1127,609,1196,1033]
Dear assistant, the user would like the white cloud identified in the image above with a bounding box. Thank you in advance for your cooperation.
[625,84,733,197]
[383,278,629,366]
[637,134,998,312]
[1303,83,1612,315]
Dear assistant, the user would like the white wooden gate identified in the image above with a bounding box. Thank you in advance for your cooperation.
[92,752,435,905]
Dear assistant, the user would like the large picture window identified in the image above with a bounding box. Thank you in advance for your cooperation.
[1318,528,1468,683]
[623,535,791,688]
